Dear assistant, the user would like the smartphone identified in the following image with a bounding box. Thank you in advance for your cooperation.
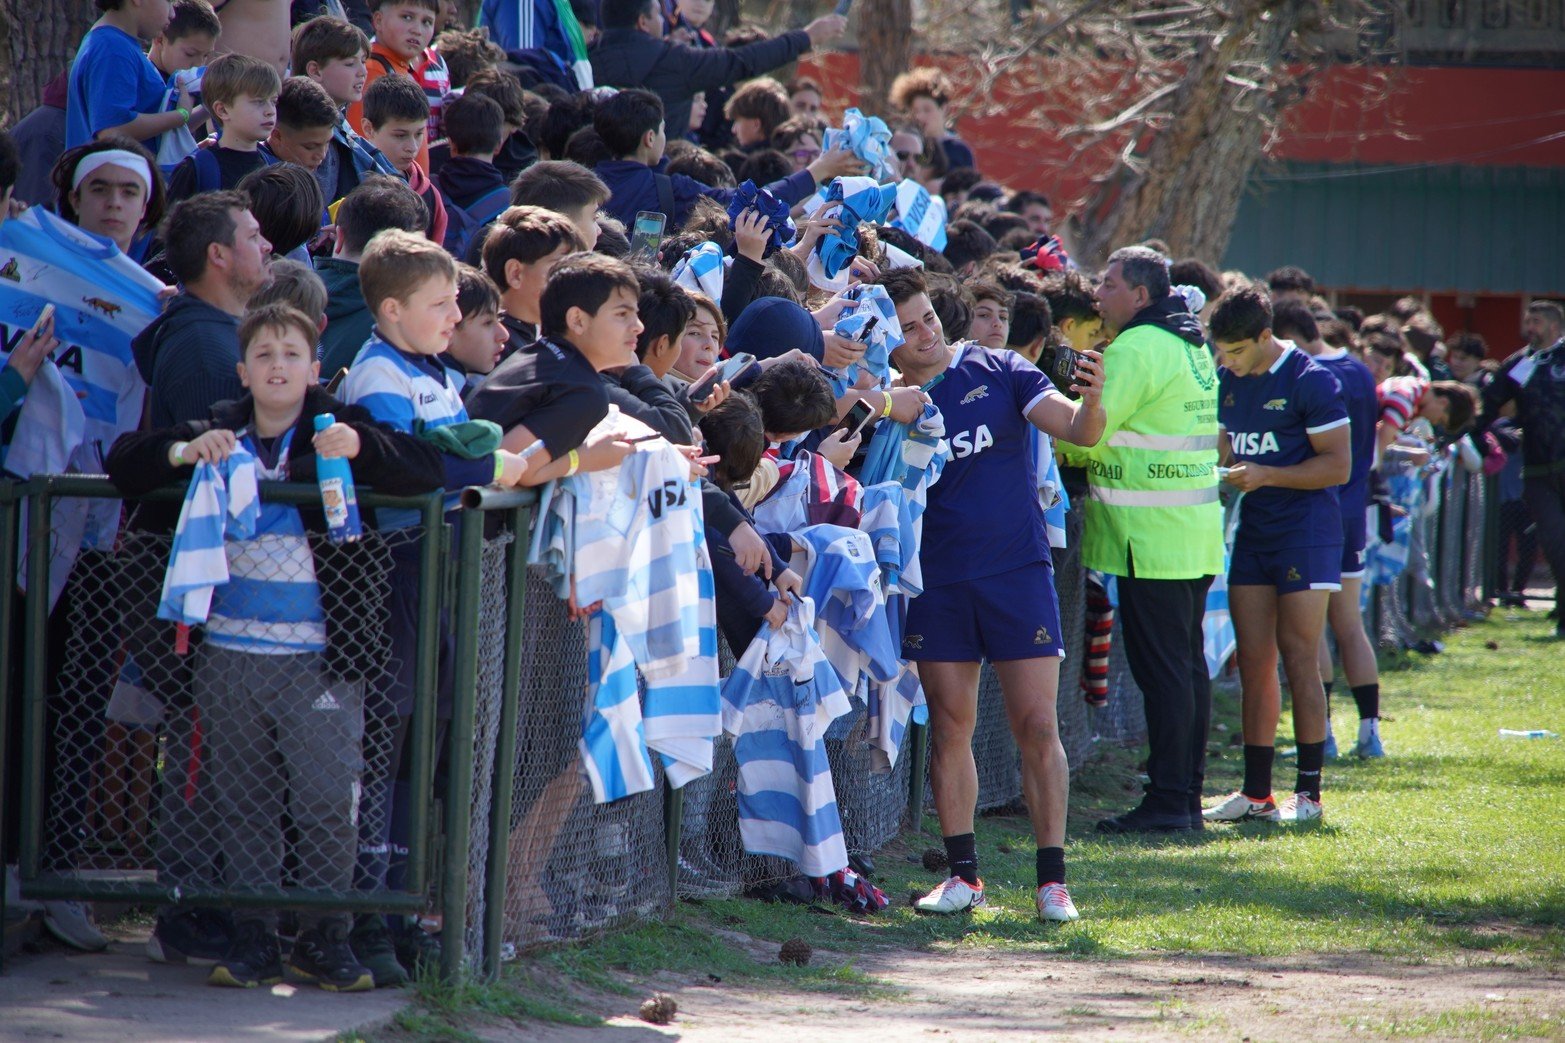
[688,352,759,403]
[630,210,666,260]
[30,303,55,338]
[833,0,854,15]
[834,398,876,439]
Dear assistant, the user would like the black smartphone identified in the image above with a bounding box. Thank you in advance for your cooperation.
[834,398,875,439]
[630,210,666,260]
[688,352,759,403]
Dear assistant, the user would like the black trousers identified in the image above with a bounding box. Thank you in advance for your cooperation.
[1117,571,1215,816]
[1523,474,1565,607]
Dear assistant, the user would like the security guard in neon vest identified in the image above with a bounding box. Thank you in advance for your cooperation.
[1060,245,1224,834]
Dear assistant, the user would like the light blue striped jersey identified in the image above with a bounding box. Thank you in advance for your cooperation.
[0,206,163,555]
[158,442,260,627]
[342,332,473,527]
[789,525,901,692]
[206,430,326,654]
[721,596,852,876]
[543,409,720,802]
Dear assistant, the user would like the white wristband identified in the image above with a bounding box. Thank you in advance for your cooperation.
[169,441,190,466]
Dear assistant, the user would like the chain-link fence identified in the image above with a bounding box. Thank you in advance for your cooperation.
[10,478,444,926]
[4,459,1502,982]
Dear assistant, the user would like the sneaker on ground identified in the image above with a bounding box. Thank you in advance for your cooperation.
[3,866,42,914]
[1324,731,1339,761]
[209,920,284,988]
[1353,732,1386,759]
[42,900,109,952]
[349,914,410,988]
[1277,792,1324,823]
[394,921,442,979]
[1202,791,1280,823]
[913,876,985,915]
[289,921,375,992]
[1035,882,1079,922]
[147,908,230,965]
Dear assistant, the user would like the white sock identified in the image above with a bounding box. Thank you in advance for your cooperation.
[1358,717,1379,743]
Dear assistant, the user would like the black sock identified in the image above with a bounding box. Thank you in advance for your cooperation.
[1036,847,1065,888]
[943,833,978,885]
[1323,680,1333,718]
[1295,741,1325,801]
[1351,683,1380,721]
[1241,744,1275,800]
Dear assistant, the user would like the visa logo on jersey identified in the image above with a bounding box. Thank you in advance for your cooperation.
[1229,431,1280,455]
[950,424,994,459]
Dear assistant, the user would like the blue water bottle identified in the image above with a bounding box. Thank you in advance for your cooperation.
[313,413,361,543]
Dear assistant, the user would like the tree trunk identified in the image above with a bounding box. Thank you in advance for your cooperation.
[857,0,911,117]
[1075,0,1301,268]
[4,0,95,126]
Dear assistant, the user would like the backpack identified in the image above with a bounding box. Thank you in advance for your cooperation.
[192,144,278,194]
[436,189,481,258]
[438,185,510,258]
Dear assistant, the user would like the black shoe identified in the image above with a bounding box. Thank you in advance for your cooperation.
[393,921,442,980]
[350,914,410,988]
[289,921,375,992]
[148,907,232,966]
[1096,806,1195,835]
[1188,795,1205,831]
[208,920,284,988]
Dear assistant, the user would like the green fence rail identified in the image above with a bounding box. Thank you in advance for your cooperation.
[1,456,1500,982]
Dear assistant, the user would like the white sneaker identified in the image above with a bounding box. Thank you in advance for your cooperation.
[1202,791,1280,823]
[4,866,42,914]
[913,876,985,915]
[43,900,110,952]
[1276,792,1324,824]
[1035,882,1079,922]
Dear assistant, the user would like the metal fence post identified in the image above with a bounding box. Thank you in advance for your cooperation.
[1482,473,1500,604]
[906,721,930,825]
[18,482,53,880]
[441,511,486,982]
[405,494,446,897]
[0,481,22,966]
[481,503,531,979]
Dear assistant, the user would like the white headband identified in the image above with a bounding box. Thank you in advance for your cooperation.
[71,150,153,194]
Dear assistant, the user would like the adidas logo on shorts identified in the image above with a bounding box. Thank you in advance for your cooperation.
[313,691,341,711]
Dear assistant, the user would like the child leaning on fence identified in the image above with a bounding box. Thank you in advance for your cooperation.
[105,303,444,992]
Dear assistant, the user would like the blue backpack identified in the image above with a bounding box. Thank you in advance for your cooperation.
[191,144,278,194]
[439,184,510,258]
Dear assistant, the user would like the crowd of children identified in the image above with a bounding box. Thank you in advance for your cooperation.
[0,0,1547,996]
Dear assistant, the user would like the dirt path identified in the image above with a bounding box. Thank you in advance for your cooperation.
[505,941,1565,1042]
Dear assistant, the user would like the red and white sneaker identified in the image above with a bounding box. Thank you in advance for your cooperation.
[913,876,985,915]
[1276,792,1324,823]
[1035,882,1079,922]
[1202,791,1280,823]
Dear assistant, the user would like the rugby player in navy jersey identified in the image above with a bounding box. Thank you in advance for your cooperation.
[879,268,1105,922]
[1205,287,1351,825]
[1273,300,1387,759]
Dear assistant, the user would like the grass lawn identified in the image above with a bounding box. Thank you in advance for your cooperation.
[374,606,1565,1038]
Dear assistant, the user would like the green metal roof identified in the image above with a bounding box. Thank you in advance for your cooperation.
[1223,162,1565,294]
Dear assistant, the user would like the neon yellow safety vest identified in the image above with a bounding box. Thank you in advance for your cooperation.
[1059,323,1225,579]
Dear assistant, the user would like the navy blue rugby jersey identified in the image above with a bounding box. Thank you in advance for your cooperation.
[1311,344,1379,513]
[921,343,1058,587]
[1218,344,1348,550]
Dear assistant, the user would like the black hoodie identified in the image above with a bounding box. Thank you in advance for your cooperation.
[131,292,244,428]
[1119,293,1207,348]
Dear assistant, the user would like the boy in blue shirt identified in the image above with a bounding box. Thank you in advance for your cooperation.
[1206,286,1351,825]
[339,229,530,984]
[105,302,445,990]
[68,0,200,151]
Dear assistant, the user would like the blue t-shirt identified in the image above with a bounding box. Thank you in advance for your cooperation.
[1313,345,1379,515]
[1219,344,1348,551]
[921,342,1056,587]
[66,25,168,150]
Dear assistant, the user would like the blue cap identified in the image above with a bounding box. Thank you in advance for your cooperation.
[726,297,825,362]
